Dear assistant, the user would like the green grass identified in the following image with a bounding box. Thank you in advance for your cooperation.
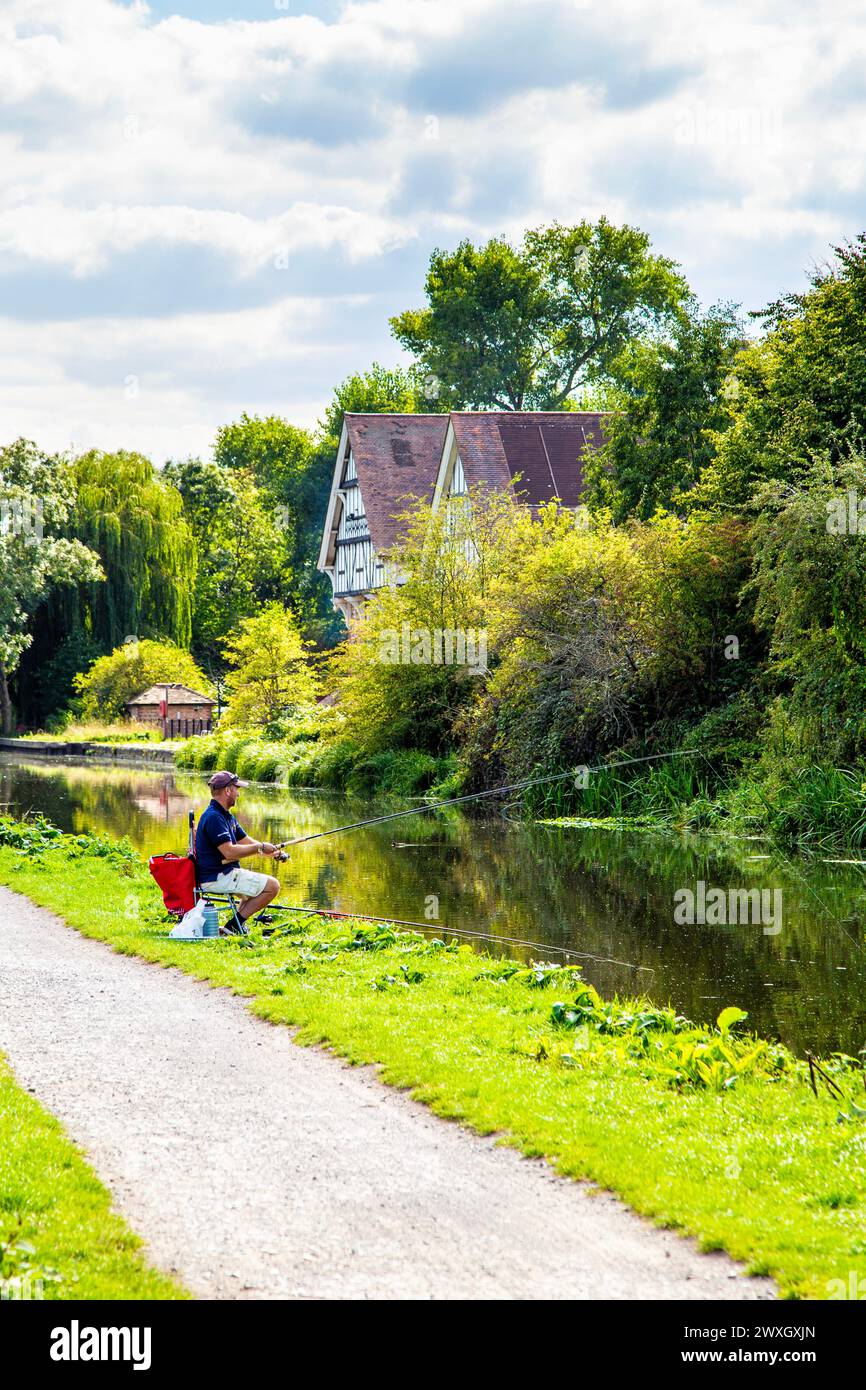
[0,1054,186,1301]
[2,820,866,1301]
[21,722,167,745]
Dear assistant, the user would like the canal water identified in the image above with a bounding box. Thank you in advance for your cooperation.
[2,753,865,1057]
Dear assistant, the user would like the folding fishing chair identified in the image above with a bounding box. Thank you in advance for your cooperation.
[188,810,253,936]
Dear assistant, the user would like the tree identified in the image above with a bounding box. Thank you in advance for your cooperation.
[466,505,751,782]
[582,302,744,521]
[328,483,517,755]
[212,414,338,639]
[390,218,688,410]
[13,449,197,725]
[750,453,866,761]
[317,362,438,448]
[221,604,319,729]
[700,235,866,507]
[63,450,196,651]
[163,459,291,673]
[73,639,213,722]
[0,439,103,733]
[213,413,313,561]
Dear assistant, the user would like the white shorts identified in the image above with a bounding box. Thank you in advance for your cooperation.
[200,867,270,898]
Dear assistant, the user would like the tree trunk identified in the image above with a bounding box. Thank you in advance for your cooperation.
[0,665,11,736]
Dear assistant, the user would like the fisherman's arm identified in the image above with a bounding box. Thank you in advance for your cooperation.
[220,835,278,860]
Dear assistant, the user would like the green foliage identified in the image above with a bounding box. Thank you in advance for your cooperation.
[164,459,292,672]
[701,234,866,507]
[391,218,688,409]
[0,814,64,855]
[345,749,445,796]
[67,450,196,651]
[750,454,866,761]
[212,414,338,641]
[739,761,866,849]
[549,983,777,1092]
[282,737,361,789]
[0,814,138,870]
[72,639,212,722]
[582,301,744,521]
[329,483,513,757]
[218,732,259,772]
[317,362,439,444]
[459,500,750,785]
[16,447,196,727]
[221,604,319,728]
[0,439,103,731]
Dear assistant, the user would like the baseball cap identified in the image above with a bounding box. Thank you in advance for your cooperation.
[208,770,249,790]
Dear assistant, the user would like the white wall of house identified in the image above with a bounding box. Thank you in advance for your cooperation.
[318,427,388,621]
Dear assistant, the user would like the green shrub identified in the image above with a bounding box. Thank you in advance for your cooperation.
[194,737,225,771]
[426,756,465,801]
[252,747,284,783]
[234,742,265,782]
[175,734,226,770]
[174,738,198,769]
[346,751,397,794]
[306,739,362,789]
[220,733,258,772]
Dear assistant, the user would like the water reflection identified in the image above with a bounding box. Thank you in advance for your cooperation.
[2,753,865,1056]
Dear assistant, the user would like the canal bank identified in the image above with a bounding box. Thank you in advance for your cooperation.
[0,738,177,767]
[0,812,863,1298]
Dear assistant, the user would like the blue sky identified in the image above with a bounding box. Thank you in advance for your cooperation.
[1,0,864,461]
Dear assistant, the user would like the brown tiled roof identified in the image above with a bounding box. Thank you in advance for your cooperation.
[450,412,608,507]
[126,684,214,707]
[345,414,449,551]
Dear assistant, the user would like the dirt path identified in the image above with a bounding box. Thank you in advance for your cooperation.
[0,887,774,1300]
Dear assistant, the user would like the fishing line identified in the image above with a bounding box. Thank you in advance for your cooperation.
[280,902,654,978]
[281,749,699,847]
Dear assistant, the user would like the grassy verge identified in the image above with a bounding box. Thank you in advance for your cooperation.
[174,729,460,798]
[2,817,865,1300]
[0,1054,186,1300]
[21,722,167,745]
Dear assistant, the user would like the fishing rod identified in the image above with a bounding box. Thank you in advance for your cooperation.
[278,749,698,848]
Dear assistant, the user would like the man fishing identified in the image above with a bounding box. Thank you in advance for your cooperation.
[195,770,287,927]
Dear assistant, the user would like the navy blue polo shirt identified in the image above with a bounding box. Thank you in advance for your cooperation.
[195,799,248,882]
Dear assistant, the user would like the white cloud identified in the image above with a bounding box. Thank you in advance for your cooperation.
[0,202,413,276]
[0,0,864,459]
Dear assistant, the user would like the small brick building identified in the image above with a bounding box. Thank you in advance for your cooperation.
[125,684,215,736]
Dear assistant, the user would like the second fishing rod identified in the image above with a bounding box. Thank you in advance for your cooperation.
[275,748,698,849]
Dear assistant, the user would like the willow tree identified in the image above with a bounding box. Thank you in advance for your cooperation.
[18,451,199,724]
[63,451,197,652]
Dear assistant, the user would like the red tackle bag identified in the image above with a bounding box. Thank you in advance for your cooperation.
[149,852,196,916]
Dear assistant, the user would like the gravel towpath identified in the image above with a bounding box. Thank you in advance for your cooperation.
[0,887,774,1300]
